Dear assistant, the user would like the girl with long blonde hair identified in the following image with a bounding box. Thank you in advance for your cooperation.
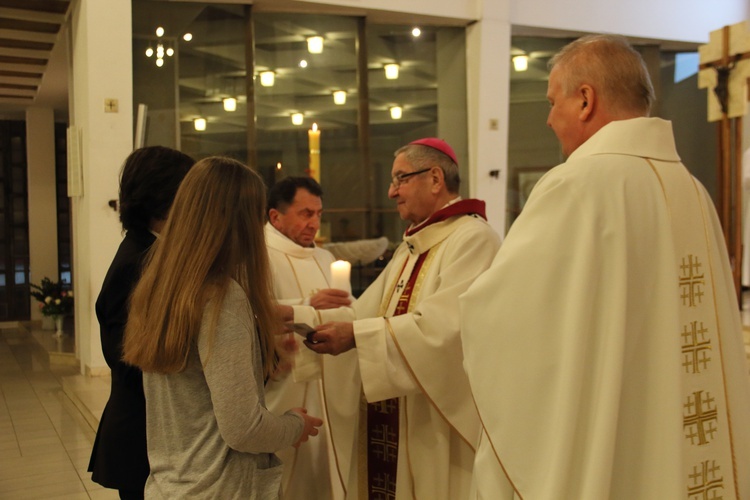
[123,156,321,498]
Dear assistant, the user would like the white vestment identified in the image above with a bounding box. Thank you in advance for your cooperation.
[265,223,359,500]
[461,118,750,499]
[295,207,501,500]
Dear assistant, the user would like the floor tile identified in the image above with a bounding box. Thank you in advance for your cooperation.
[87,488,120,499]
[0,469,84,495]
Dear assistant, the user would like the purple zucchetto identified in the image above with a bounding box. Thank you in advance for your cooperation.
[408,138,458,165]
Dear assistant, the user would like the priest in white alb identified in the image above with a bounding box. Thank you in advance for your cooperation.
[461,35,750,499]
[264,176,358,500]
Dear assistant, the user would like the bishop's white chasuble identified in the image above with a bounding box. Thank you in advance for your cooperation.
[294,201,501,499]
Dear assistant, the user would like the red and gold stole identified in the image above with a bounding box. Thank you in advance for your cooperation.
[366,252,429,499]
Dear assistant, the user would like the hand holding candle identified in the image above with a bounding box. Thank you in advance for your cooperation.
[330,260,351,291]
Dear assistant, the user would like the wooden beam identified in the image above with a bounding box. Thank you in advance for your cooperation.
[0,7,65,25]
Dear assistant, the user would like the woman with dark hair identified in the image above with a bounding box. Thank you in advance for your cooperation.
[88,146,195,499]
[123,157,321,497]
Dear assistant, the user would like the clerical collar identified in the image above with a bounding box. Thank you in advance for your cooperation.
[405,197,487,236]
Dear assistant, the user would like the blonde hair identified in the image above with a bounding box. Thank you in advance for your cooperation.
[123,156,278,377]
[549,34,655,117]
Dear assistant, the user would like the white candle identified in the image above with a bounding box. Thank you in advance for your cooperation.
[330,260,351,291]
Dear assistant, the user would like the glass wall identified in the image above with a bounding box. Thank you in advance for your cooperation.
[132,1,468,249]
[254,13,361,242]
[367,24,438,242]
[133,2,248,158]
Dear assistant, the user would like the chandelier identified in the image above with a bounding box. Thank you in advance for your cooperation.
[145,26,175,68]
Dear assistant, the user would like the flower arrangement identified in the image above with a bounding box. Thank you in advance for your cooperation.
[29,277,74,317]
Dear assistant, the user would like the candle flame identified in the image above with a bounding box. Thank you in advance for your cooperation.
[276,162,282,170]
[312,123,318,132]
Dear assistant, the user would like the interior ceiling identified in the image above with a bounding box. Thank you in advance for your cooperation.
[0,0,70,119]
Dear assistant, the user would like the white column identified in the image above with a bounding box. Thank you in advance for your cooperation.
[466,0,511,236]
[69,0,133,375]
[26,107,59,322]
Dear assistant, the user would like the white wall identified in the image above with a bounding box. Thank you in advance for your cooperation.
[296,0,478,22]
[26,107,59,321]
[511,0,749,43]
[70,0,133,374]
[467,1,511,234]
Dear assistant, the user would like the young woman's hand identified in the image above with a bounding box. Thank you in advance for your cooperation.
[291,407,323,447]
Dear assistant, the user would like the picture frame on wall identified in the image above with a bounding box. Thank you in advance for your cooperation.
[507,165,553,227]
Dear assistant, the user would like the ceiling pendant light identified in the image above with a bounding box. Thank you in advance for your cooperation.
[332,90,347,105]
[307,36,324,54]
[223,98,237,112]
[512,54,529,72]
[259,71,275,87]
[384,63,400,80]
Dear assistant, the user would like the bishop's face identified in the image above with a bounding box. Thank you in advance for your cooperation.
[546,65,587,157]
[388,154,434,225]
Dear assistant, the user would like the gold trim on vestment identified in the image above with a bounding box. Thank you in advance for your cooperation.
[320,359,347,496]
[284,253,330,299]
[379,238,477,494]
[281,378,309,498]
[280,251,332,496]
[689,174,741,493]
[378,253,410,317]
[384,317,476,454]
[402,398,417,500]
[646,158,740,497]
[284,254,305,298]
[399,242,475,452]
[470,392,524,499]
[358,393,368,499]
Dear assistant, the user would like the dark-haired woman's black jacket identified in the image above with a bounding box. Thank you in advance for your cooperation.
[88,228,155,492]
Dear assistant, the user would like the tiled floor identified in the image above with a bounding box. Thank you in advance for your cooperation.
[2,294,750,499]
[0,325,117,500]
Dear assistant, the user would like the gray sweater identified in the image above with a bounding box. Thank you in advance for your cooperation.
[143,280,304,498]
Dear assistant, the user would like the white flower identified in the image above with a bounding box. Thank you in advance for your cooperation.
[55,299,61,305]
[45,296,52,304]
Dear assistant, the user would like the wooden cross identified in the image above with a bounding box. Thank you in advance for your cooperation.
[697,21,750,300]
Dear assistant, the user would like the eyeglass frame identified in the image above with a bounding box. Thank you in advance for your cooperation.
[390,167,432,189]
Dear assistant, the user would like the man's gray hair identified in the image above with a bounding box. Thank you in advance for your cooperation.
[549,34,655,117]
[394,144,461,193]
